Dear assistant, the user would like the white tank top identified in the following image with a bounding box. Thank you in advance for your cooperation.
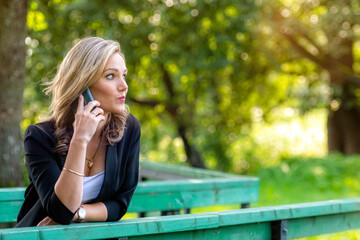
[82,171,105,203]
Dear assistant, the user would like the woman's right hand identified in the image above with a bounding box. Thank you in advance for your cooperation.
[72,95,105,144]
[37,216,58,226]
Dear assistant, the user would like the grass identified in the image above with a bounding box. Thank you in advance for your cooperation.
[256,154,360,239]
[255,153,360,206]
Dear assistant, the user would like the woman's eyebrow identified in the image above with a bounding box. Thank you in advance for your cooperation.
[104,68,128,73]
[104,68,120,72]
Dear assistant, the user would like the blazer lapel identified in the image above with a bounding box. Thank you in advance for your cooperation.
[95,143,117,200]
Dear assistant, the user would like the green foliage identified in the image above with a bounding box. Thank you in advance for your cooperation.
[256,0,360,110]
[25,0,294,170]
[22,0,360,171]
[256,153,360,207]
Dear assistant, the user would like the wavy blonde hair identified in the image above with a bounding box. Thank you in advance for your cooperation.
[44,37,129,155]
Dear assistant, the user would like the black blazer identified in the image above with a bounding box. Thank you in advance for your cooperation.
[16,114,140,227]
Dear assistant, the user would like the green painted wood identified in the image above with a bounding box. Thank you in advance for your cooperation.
[134,178,259,194]
[0,162,259,225]
[0,201,22,222]
[0,227,40,240]
[0,180,259,223]
[0,214,220,240]
[129,191,215,211]
[216,198,360,226]
[129,186,258,212]
[140,161,257,180]
[287,211,360,239]
[0,161,260,224]
[0,179,259,201]
[1,198,360,240]
[129,222,272,240]
[0,188,25,201]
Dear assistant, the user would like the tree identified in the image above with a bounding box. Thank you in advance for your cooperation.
[258,0,360,154]
[27,0,278,171]
[0,0,28,186]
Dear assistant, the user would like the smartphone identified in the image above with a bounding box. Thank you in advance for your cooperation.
[74,88,94,112]
[82,88,94,106]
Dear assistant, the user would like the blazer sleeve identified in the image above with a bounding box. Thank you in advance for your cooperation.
[24,125,75,224]
[103,118,141,221]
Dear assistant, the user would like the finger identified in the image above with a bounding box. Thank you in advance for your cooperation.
[84,100,101,112]
[49,220,58,225]
[76,95,84,114]
[98,115,106,122]
[37,220,44,226]
[92,107,104,116]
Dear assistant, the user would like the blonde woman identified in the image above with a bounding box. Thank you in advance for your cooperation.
[16,37,140,227]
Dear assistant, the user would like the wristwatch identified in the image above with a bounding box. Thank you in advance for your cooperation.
[77,207,86,222]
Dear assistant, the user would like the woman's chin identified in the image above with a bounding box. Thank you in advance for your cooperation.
[112,106,126,115]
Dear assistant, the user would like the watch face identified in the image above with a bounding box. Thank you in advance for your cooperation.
[79,208,86,219]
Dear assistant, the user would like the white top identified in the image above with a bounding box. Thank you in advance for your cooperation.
[82,171,105,203]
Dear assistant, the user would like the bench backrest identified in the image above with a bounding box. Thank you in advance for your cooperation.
[1,198,359,239]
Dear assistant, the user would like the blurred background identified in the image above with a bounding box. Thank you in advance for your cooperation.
[1,0,360,238]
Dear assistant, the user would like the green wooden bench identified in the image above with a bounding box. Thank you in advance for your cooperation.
[0,161,259,224]
[1,198,359,239]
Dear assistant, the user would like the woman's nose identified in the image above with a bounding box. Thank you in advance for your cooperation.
[118,79,128,92]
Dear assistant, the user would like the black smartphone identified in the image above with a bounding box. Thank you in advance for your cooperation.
[74,88,94,113]
[82,88,94,106]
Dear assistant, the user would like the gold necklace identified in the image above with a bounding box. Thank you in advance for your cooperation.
[86,136,102,169]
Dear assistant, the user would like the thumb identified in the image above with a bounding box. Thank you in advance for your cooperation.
[76,95,84,114]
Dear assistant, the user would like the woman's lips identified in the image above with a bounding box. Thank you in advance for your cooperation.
[118,96,126,102]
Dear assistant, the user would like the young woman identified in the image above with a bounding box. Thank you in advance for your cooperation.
[16,37,140,227]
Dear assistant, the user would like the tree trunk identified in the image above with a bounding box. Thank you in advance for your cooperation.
[327,107,360,154]
[159,65,206,168]
[327,83,360,155]
[0,0,28,187]
[177,125,206,169]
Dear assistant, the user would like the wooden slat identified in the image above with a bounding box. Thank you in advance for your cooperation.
[0,178,259,197]
[0,161,259,224]
[1,199,360,239]
[129,186,258,212]
[217,198,360,225]
[0,228,39,240]
[0,201,22,223]
[140,161,256,180]
[0,188,25,201]
[287,211,360,239]
[140,169,189,180]
[0,170,259,224]
[0,214,221,240]
[0,182,258,221]
[0,183,258,223]
[129,223,272,240]
[135,178,259,193]
[0,179,259,202]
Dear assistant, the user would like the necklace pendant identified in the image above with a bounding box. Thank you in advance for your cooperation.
[88,161,94,168]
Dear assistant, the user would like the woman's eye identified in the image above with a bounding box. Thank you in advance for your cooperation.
[106,74,115,80]
[122,74,126,81]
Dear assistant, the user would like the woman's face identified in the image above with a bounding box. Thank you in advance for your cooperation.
[90,53,128,116]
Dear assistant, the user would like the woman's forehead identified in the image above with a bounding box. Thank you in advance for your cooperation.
[104,53,127,72]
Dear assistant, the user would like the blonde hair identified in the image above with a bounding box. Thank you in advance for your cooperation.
[44,37,129,154]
